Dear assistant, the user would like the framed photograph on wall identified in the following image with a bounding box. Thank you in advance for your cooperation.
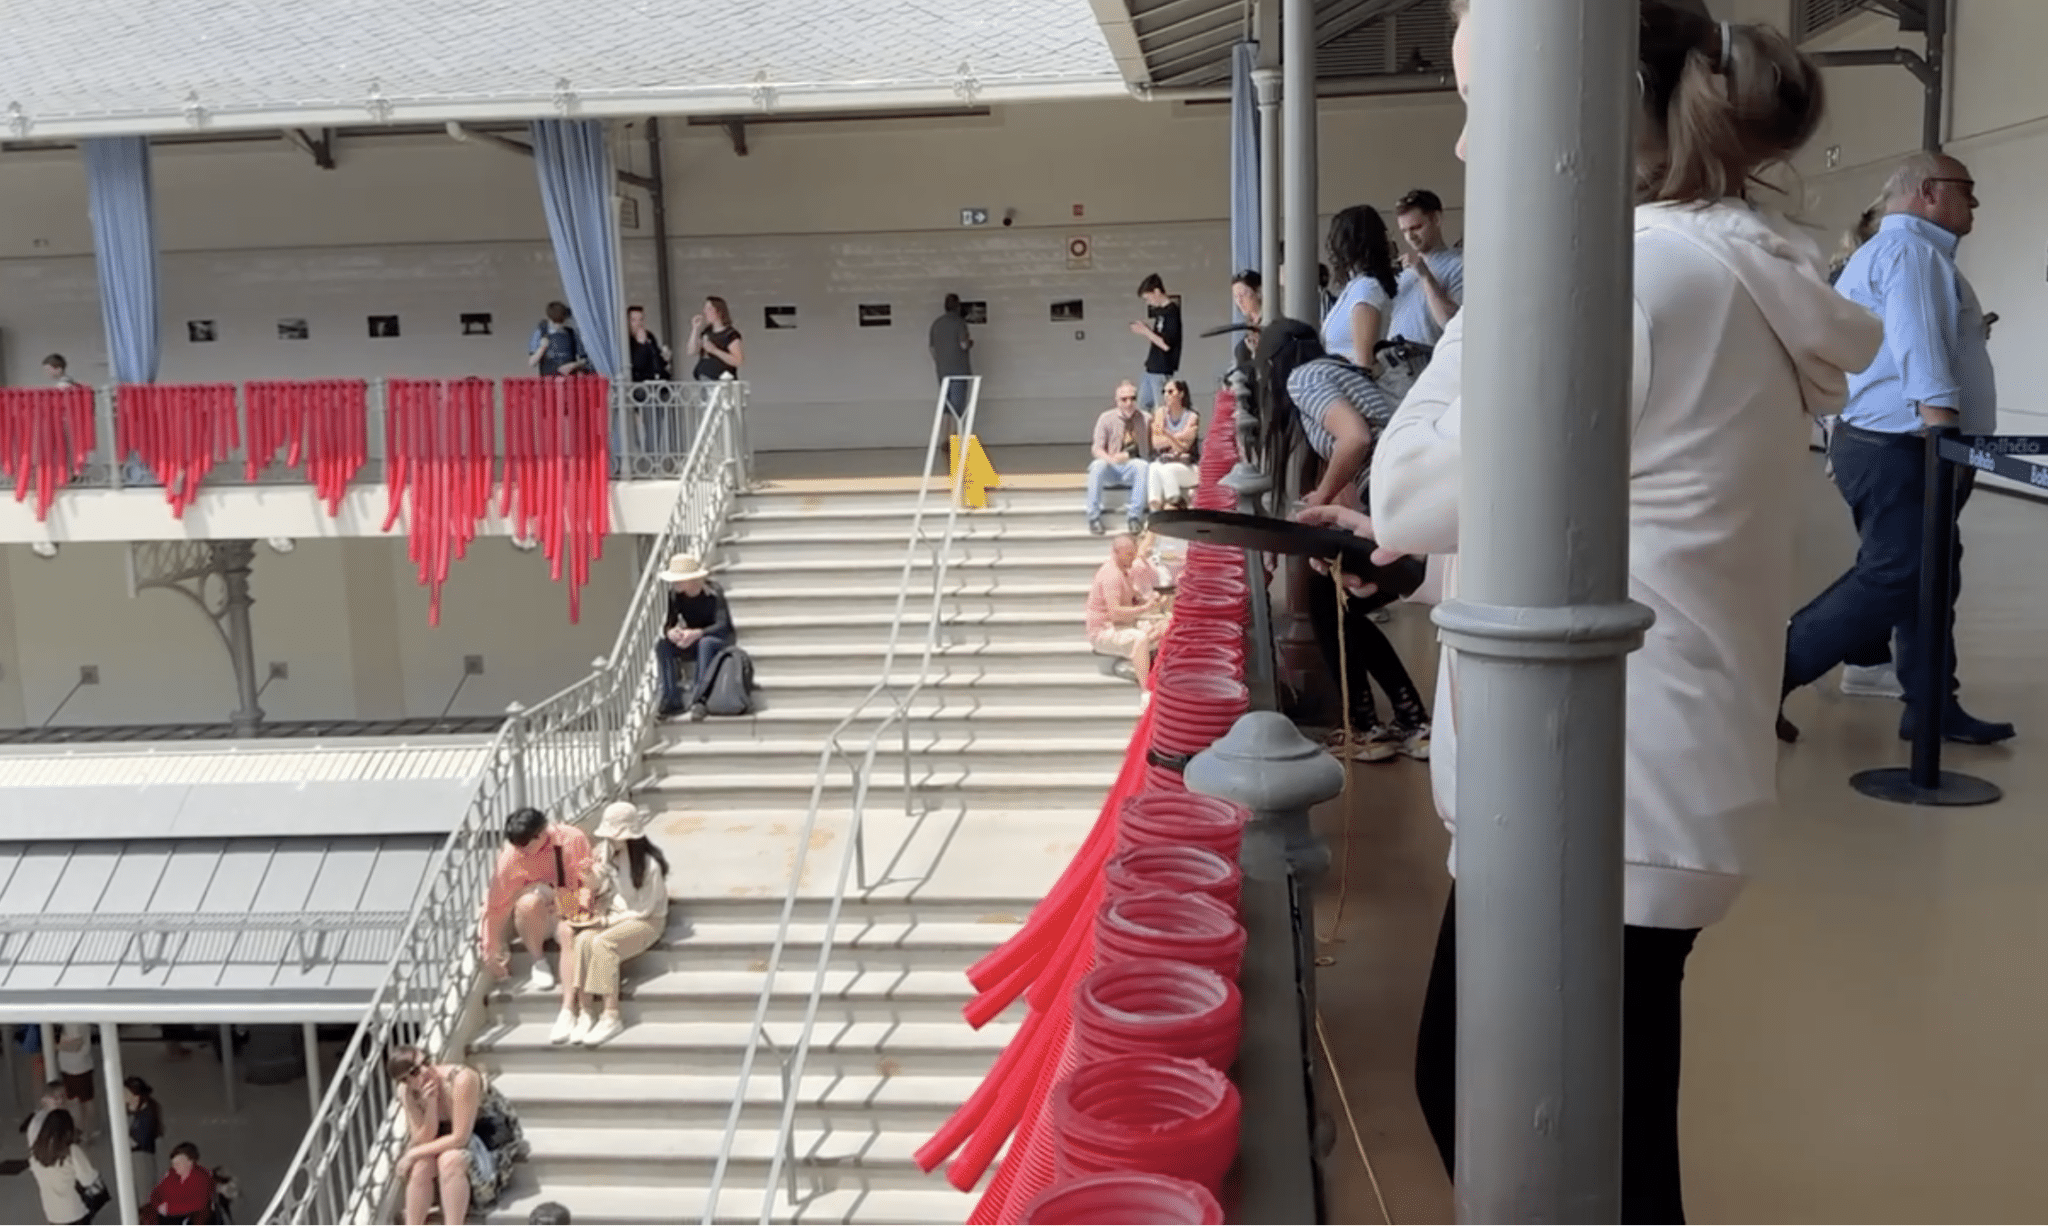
[858,304,892,328]
[187,320,217,343]
[368,315,401,339]
[277,318,310,340]
[765,305,798,330]
[961,301,989,325]
[1050,299,1084,323]
[460,313,493,336]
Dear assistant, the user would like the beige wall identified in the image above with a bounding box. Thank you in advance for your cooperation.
[0,538,635,729]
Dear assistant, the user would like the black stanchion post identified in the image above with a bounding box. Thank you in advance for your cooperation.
[1851,426,2001,807]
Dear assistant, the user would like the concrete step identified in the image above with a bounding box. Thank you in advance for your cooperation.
[740,486,1078,516]
[653,898,1039,927]
[634,918,1022,970]
[715,531,1109,566]
[726,506,1080,538]
[737,639,1116,679]
[477,1019,1016,1076]
[732,609,1086,650]
[512,1123,941,1187]
[487,1180,976,1225]
[717,555,1104,590]
[655,702,1137,741]
[727,581,1094,619]
[641,767,1118,810]
[487,1068,985,1131]
[650,733,1128,772]
[493,967,992,1026]
[754,670,1137,709]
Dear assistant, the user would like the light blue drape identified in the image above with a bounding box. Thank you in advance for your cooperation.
[531,119,625,379]
[1229,42,1261,301]
[83,136,162,384]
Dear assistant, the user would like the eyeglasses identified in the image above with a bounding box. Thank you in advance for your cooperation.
[1926,177,1978,202]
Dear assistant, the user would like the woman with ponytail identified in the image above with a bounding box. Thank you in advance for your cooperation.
[1309,2,1883,1218]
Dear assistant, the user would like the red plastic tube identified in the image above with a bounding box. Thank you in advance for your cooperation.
[1071,957,1242,1073]
[1052,1054,1242,1192]
[1105,844,1241,910]
[1095,891,1247,981]
[1115,792,1248,862]
[1022,1171,1225,1224]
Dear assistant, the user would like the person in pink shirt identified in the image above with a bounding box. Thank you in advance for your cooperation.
[1086,533,1165,686]
[478,807,594,992]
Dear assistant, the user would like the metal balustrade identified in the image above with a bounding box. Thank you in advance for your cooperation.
[258,382,748,1225]
[0,379,726,497]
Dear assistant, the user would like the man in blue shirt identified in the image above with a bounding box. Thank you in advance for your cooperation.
[1388,189,1464,350]
[1780,153,2013,745]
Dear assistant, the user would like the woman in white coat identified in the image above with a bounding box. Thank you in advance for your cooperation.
[551,801,671,1048]
[1303,2,1882,1219]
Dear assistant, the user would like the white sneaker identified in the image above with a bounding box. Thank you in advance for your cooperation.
[582,1012,625,1047]
[567,1010,597,1045]
[529,958,557,993]
[548,1006,579,1045]
[1841,664,1904,699]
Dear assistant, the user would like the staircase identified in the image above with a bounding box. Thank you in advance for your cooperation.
[482,479,1137,1224]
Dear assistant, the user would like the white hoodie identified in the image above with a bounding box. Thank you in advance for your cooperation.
[1370,201,1884,930]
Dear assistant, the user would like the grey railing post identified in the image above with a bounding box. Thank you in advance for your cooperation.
[99,387,122,490]
[1280,0,1318,320]
[1186,711,1343,1224]
[505,702,529,812]
[1438,2,1652,1220]
[1253,65,1282,299]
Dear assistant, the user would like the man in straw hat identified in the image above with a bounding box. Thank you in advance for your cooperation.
[655,553,736,721]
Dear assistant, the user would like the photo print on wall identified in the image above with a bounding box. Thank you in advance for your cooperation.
[962,301,989,325]
[1050,299,1084,323]
[764,305,798,330]
[187,320,217,343]
[368,315,401,339]
[858,304,892,328]
[461,313,493,336]
[277,318,310,340]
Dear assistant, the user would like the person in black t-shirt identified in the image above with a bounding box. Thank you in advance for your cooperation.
[929,293,975,426]
[688,296,744,382]
[625,305,680,462]
[1131,273,1182,411]
[655,553,735,720]
[626,305,672,382]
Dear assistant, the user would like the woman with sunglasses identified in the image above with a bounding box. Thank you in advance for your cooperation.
[387,1047,486,1226]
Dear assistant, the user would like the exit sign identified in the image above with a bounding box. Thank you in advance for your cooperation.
[960,207,990,226]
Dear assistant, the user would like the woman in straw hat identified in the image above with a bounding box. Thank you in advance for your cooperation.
[655,553,735,720]
[550,801,671,1047]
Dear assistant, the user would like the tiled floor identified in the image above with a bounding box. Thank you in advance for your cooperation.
[1317,456,2048,1223]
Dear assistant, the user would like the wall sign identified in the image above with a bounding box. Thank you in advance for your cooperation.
[1067,235,1092,270]
[960,207,990,226]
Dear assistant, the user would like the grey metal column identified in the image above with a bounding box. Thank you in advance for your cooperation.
[303,1021,325,1118]
[214,542,265,736]
[1434,1,1652,1220]
[39,1023,57,1083]
[1280,0,1318,321]
[219,1024,238,1114]
[1255,68,1283,307]
[100,1023,139,1226]
[1922,0,1948,151]
[645,116,678,347]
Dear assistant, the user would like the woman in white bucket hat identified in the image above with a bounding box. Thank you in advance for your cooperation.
[550,801,670,1047]
[655,553,736,721]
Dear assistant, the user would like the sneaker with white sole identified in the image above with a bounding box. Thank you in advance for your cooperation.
[529,959,557,993]
[1840,663,1903,699]
[567,1010,597,1045]
[582,1013,625,1047]
[1396,723,1431,761]
[548,1006,579,1045]
[1349,726,1404,763]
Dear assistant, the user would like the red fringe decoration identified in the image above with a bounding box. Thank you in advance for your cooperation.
[383,378,497,626]
[0,386,95,521]
[502,377,612,623]
[117,383,239,517]
[245,380,370,514]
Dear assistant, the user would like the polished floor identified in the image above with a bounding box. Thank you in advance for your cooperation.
[1316,455,2048,1224]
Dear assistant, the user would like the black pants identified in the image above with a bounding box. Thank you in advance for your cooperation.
[1304,567,1427,727]
[1414,888,1700,1223]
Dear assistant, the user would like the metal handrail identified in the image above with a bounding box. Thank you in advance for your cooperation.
[258,381,749,1225]
[700,376,983,1224]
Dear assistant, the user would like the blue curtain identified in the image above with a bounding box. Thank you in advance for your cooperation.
[531,119,625,379]
[1229,41,1261,312]
[83,137,162,384]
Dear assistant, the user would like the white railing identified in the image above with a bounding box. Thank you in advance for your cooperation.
[699,376,982,1224]
[258,382,749,1225]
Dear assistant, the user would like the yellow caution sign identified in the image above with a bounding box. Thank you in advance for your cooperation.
[947,434,1003,508]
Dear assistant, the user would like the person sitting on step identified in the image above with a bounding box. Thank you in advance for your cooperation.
[1086,533,1165,687]
[655,553,735,721]
[550,801,671,1049]
[479,807,594,994]
[1146,379,1201,512]
[1085,380,1151,535]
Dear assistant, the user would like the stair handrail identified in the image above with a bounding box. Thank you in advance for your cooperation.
[260,381,748,1225]
[700,377,983,1224]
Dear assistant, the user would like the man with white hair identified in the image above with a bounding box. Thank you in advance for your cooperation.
[1780,151,2013,745]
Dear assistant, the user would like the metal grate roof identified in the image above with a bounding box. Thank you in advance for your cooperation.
[0,835,442,1022]
[1108,0,1451,90]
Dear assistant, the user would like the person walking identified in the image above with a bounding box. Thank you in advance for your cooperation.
[28,1109,105,1225]
[1778,151,2014,746]
[929,293,975,426]
[124,1076,163,1200]
[1316,3,1882,1219]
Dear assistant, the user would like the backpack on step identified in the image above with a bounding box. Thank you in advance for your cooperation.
[702,645,756,716]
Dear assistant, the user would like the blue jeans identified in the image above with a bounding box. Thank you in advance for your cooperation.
[1783,424,1970,715]
[657,632,733,710]
[1138,371,1172,412]
[1086,458,1148,521]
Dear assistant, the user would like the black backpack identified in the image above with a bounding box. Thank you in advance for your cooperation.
[701,645,756,717]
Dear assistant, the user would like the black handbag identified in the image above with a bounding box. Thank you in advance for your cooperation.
[77,1174,111,1218]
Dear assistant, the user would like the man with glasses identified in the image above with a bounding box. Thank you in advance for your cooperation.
[1086,380,1150,535]
[1780,153,2014,745]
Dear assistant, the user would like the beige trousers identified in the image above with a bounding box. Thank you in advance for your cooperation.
[563,917,660,997]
